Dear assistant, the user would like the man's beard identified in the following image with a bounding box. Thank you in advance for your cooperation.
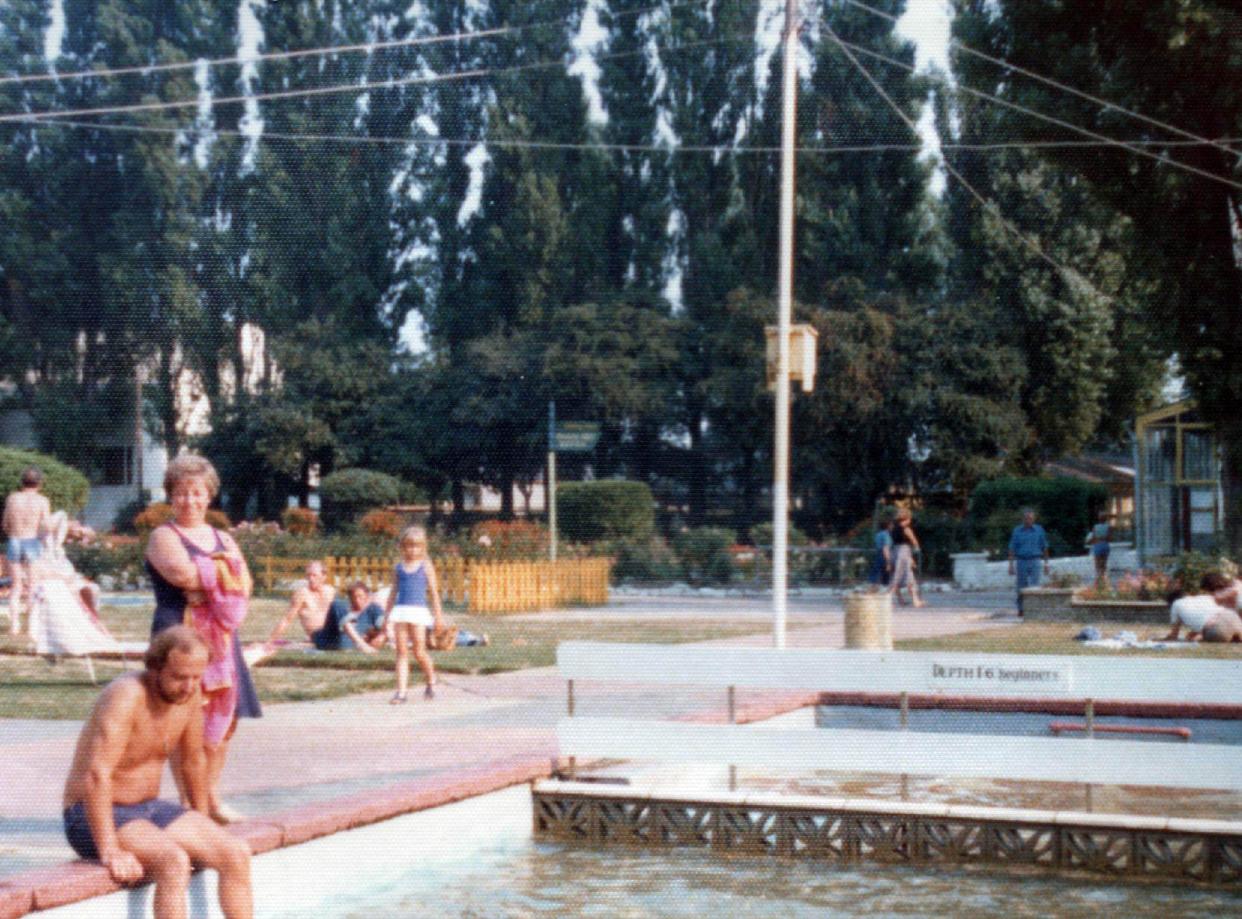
[154,677,196,705]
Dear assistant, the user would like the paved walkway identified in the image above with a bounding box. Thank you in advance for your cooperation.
[0,591,1012,878]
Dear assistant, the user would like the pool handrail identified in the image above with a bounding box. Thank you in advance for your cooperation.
[554,642,1242,794]
[557,642,1242,705]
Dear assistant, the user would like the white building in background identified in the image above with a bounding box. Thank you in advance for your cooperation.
[0,407,167,531]
[0,323,270,531]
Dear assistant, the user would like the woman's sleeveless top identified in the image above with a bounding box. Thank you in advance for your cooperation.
[147,525,261,719]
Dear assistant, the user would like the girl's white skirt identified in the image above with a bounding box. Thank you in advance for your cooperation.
[388,604,433,627]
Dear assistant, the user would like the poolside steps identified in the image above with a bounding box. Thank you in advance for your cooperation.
[533,779,1242,885]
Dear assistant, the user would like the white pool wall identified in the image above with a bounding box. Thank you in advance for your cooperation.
[34,786,532,919]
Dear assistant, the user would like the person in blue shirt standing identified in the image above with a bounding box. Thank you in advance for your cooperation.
[1008,508,1049,616]
[868,510,893,589]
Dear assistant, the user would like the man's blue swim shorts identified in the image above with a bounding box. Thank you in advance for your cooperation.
[63,799,187,859]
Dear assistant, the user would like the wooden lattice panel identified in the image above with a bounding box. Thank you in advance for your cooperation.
[713,808,780,854]
[988,823,1058,867]
[781,811,851,859]
[534,796,593,841]
[1215,837,1242,883]
[652,803,712,848]
[1133,834,1209,881]
[531,790,1242,887]
[921,819,988,863]
[853,814,913,863]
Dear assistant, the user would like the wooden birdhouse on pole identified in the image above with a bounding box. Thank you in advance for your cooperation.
[765,323,819,393]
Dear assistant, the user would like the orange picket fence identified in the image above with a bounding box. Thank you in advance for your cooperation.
[466,558,611,614]
[257,555,608,614]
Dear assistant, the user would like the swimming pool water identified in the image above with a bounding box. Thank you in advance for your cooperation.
[253,788,1237,919]
[814,704,1242,746]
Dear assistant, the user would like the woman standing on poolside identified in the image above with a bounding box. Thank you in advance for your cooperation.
[144,454,260,824]
[382,526,444,703]
[888,508,925,608]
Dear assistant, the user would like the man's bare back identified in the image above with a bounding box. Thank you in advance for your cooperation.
[3,488,50,540]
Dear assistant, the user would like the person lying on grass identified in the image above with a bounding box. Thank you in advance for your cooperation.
[1162,572,1242,643]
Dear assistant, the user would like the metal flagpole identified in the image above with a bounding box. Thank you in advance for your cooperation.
[548,401,557,562]
[772,0,799,649]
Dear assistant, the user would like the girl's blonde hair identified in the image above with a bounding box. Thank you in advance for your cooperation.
[400,525,426,545]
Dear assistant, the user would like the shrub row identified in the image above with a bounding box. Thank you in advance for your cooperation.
[0,446,89,514]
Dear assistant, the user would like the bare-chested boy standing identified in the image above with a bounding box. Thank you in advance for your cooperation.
[3,465,50,634]
[62,625,252,919]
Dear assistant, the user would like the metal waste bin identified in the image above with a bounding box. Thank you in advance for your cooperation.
[843,591,892,650]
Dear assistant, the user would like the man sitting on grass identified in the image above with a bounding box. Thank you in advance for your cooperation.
[333,581,388,653]
[1163,572,1242,643]
[62,626,252,919]
[267,561,349,651]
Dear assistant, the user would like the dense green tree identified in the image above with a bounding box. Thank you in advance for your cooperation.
[951,0,1242,543]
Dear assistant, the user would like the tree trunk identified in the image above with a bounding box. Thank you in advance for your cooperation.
[157,351,180,456]
[500,471,515,520]
[298,460,311,508]
[687,408,707,528]
[451,478,465,527]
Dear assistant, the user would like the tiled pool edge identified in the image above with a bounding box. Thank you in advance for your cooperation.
[532,780,1242,886]
[0,754,553,919]
[0,688,822,919]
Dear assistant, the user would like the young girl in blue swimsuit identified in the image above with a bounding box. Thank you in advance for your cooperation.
[382,526,444,703]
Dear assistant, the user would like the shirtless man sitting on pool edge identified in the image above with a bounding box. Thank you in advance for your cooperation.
[62,625,252,919]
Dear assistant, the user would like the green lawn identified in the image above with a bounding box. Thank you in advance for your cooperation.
[7,600,1240,720]
[897,621,1242,659]
[0,598,784,719]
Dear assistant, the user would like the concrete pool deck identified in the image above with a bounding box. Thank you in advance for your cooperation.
[0,593,1016,915]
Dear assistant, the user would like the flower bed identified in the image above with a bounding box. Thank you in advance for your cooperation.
[1021,587,1167,623]
[1074,569,1173,603]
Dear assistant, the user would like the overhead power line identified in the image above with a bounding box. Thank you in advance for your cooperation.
[0,27,512,88]
[0,0,708,87]
[823,22,1113,305]
[6,113,1238,158]
[831,35,1242,193]
[840,0,1242,165]
[0,29,748,125]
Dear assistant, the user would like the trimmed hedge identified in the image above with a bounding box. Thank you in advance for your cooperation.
[557,480,654,543]
[0,447,89,514]
[318,468,401,531]
[968,476,1108,558]
[672,527,736,585]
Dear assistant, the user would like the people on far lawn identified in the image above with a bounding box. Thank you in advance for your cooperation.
[1008,508,1050,616]
[332,581,388,653]
[887,508,924,608]
[1086,510,1111,590]
[1163,572,1242,643]
[868,509,893,590]
[267,561,342,650]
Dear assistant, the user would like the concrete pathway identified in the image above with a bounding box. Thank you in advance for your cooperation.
[0,590,1011,877]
